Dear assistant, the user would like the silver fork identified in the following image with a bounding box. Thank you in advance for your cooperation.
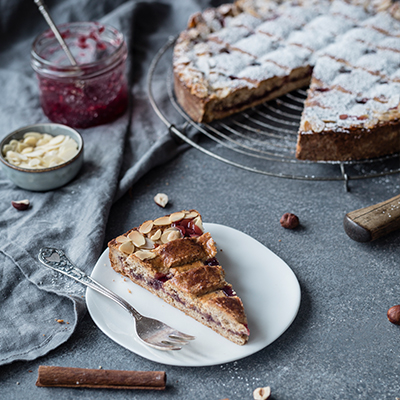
[38,247,195,351]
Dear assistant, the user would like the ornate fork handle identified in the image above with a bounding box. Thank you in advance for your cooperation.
[38,248,142,320]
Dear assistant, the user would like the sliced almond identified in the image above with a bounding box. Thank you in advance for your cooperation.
[310,118,325,133]
[153,216,171,226]
[16,142,27,153]
[48,156,65,167]
[150,229,162,241]
[169,211,186,223]
[161,228,181,243]
[302,119,312,132]
[128,230,146,247]
[193,216,204,232]
[167,230,182,241]
[184,211,198,219]
[119,241,135,255]
[163,227,178,234]
[140,237,155,250]
[58,148,78,161]
[392,5,400,21]
[21,147,34,154]
[2,144,12,155]
[161,230,172,244]
[9,139,19,149]
[28,158,41,168]
[48,135,65,146]
[139,220,154,234]
[116,235,130,244]
[377,113,392,122]
[134,250,156,261]
[364,118,379,129]
[26,149,45,158]
[24,132,42,139]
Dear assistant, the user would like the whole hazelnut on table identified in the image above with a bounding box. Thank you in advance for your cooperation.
[280,212,299,229]
[387,305,400,325]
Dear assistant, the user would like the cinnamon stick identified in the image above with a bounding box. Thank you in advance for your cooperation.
[36,366,166,390]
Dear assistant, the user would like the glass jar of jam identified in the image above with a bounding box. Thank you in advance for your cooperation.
[31,22,128,129]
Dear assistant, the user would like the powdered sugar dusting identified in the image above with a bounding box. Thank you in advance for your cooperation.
[209,26,251,45]
[318,40,369,64]
[287,29,333,51]
[174,0,400,136]
[256,17,299,39]
[238,61,287,82]
[231,33,277,57]
[261,46,311,70]
[330,0,369,21]
[225,12,262,29]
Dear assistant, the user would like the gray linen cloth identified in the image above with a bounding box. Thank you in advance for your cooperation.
[0,0,211,365]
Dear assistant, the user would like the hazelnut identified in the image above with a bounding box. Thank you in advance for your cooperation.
[387,305,400,325]
[11,199,30,211]
[253,386,271,400]
[154,193,169,208]
[280,212,299,229]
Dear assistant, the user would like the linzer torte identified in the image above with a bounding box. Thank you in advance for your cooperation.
[173,0,400,161]
[108,210,249,345]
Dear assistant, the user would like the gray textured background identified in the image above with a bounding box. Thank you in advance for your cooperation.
[1,0,400,398]
[2,145,400,399]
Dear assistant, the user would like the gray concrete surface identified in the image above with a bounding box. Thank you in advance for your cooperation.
[2,145,400,399]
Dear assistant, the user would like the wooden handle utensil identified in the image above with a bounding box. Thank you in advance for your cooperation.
[343,194,400,242]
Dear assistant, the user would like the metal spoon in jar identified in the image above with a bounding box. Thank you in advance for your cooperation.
[33,0,78,66]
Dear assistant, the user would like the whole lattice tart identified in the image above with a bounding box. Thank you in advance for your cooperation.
[173,0,400,161]
[108,210,249,345]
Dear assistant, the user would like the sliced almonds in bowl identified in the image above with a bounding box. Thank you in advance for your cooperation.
[0,123,84,191]
[2,132,79,169]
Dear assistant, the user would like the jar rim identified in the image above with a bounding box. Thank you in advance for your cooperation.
[31,21,127,79]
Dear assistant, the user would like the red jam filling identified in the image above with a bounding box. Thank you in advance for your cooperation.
[205,257,219,266]
[37,70,128,128]
[172,219,203,238]
[222,285,236,297]
[34,24,128,128]
[154,272,171,283]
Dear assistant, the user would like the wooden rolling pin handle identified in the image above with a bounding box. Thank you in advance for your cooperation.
[344,194,400,242]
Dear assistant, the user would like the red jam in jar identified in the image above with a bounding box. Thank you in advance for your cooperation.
[31,22,128,128]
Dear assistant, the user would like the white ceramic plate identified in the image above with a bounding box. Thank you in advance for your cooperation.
[86,223,301,367]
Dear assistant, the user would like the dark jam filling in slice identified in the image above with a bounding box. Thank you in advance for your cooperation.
[154,272,171,282]
[150,272,172,290]
[172,218,203,238]
[222,285,236,297]
[126,266,250,337]
[205,257,219,266]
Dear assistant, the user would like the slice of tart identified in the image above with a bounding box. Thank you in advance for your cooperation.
[108,210,249,345]
[296,14,400,161]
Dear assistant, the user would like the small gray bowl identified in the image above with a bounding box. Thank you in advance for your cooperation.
[0,123,84,191]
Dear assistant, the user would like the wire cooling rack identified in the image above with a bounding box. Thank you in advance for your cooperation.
[147,36,400,191]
